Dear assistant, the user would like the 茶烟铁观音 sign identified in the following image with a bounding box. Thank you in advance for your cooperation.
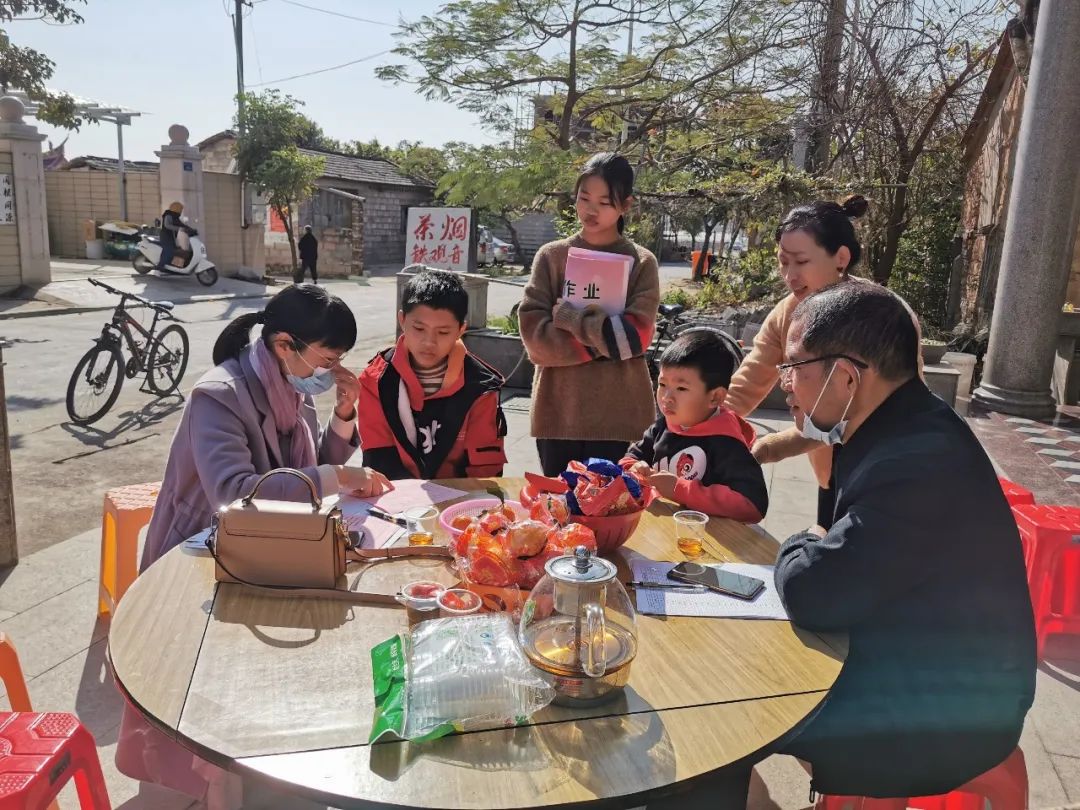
[405,207,473,273]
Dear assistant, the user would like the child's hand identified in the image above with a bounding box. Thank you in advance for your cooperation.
[646,471,678,500]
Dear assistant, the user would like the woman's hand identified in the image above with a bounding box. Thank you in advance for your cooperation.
[628,460,652,481]
[332,366,359,421]
[335,466,392,497]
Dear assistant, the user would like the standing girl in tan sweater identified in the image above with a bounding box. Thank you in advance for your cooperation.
[519,153,660,476]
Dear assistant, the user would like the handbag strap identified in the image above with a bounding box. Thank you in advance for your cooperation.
[242,468,321,509]
[205,527,453,605]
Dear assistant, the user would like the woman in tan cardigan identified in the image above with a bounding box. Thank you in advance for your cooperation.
[726,196,921,497]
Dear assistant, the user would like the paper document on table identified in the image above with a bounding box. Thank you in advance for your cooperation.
[359,479,468,513]
[630,561,787,620]
[563,247,633,316]
[332,497,407,549]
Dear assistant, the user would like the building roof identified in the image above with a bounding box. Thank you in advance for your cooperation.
[58,155,159,173]
[195,129,432,189]
[299,149,433,189]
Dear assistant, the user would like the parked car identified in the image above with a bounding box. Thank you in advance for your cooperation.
[491,237,516,266]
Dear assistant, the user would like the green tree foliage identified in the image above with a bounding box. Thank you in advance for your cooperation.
[0,1,88,129]
[235,91,326,272]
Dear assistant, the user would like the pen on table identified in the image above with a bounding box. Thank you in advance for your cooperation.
[626,581,706,593]
[367,507,409,528]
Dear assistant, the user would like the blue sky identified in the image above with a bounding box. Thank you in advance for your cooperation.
[13,0,497,161]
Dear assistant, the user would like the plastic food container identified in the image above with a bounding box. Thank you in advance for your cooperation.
[397,580,446,627]
[437,588,483,618]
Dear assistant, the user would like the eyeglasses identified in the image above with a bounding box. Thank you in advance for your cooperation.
[288,336,348,369]
[777,353,868,384]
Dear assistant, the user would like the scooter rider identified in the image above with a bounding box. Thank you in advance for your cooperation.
[156,201,194,270]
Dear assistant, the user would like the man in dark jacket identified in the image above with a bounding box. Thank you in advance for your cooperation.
[774,283,1035,798]
[155,201,187,271]
[297,225,318,284]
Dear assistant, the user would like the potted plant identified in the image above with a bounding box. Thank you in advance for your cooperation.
[463,304,535,389]
[920,324,949,365]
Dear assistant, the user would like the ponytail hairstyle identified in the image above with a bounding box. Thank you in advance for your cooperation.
[774,194,869,273]
[212,283,358,366]
[575,152,635,234]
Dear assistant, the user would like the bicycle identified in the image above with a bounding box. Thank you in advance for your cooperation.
[646,303,744,384]
[65,278,190,425]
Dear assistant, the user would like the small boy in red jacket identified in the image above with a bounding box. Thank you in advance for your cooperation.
[621,329,768,522]
[358,269,507,479]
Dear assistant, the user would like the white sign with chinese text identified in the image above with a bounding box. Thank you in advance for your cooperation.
[405,207,472,272]
[0,175,14,225]
[563,247,633,316]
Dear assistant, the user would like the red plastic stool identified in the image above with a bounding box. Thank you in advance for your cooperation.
[1011,504,1080,659]
[815,797,906,809]
[0,712,111,809]
[909,747,1027,809]
[999,477,1035,507]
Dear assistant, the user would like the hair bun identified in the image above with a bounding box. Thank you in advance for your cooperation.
[840,194,869,219]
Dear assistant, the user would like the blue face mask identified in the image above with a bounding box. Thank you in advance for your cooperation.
[285,340,337,396]
[799,360,859,446]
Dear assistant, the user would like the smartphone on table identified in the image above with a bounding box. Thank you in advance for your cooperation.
[668,561,765,601]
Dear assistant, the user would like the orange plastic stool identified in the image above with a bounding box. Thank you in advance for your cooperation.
[0,712,111,809]
[97,482,159,616]
[999,477,1035,507]
[816,747,1027,810]
[0,633,32,713]
[1012,504,1080,659]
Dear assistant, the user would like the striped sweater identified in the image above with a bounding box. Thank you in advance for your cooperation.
[519,233,660,442]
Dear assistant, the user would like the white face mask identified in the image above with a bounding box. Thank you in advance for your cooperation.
[800,360,859,446]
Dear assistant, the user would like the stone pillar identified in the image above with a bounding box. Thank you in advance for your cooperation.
[155,124,205,235]
[351,198,365,276]
[0,96,49,291]
[973,0,1080,417]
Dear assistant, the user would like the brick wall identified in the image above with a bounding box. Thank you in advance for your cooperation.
[354,185,432,266]
[0,153,19,290]
[44,170,160,258]
[957,70,1025,327]
[203,171,267,276]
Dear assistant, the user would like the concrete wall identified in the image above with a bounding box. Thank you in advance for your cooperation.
[491,212,557,266]
[0,153,19,290]
[44,170,160,258]
[201,139,235,174]
[203,170,264,276]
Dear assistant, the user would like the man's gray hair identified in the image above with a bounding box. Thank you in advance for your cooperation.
[792,283,919,381]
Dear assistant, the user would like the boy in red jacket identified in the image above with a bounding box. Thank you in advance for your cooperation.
[358,269,507,479]
[621,329,768,521]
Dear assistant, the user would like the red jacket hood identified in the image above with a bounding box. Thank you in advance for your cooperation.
[664,407,756,450]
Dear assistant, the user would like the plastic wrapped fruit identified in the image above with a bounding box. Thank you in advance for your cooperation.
[450,513,474,531]
[505,520,549,558]
[478,510,512,535]
[529,494,570,526]
[465,548,517,587]
[546,523,598,554]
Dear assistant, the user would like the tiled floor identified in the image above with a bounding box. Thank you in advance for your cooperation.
[2,406,1080,808]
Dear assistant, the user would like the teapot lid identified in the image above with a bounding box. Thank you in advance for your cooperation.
[545,546,617,584]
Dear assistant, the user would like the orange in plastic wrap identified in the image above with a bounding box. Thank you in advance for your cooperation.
[466,548,517,587]
[529,494,570,526]
[478,510,512,534]
[546,523,598,554]
[450,512,474,531]
[505,520,549,558]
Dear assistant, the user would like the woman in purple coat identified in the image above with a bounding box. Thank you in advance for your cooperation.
[118,283,389,803]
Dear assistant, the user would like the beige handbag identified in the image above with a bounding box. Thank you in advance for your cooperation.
[207,468,450,602]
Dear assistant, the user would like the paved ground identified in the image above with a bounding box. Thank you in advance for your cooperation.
[2,406,1079,809]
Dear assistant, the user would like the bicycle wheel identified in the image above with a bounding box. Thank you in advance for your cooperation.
[66,343,124,425]
[145,323,190,396]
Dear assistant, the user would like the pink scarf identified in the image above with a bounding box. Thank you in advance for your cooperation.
[248,338,317,469]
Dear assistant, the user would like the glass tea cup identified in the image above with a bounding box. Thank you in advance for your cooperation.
[403,505,439,546]
[673,510,709,558]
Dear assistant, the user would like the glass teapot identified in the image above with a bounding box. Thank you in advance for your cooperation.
[518,545,638,706]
